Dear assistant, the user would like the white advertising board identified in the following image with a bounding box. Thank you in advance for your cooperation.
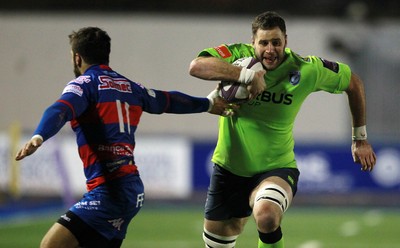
[0,133,192,199]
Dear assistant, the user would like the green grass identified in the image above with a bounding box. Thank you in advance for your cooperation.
[1,206,399,248]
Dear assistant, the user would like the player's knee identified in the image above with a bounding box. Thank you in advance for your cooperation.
[203,229,238,248]
[254,207,281,233]
[253,184,290,233]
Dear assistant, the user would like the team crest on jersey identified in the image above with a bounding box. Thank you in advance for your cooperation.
[289,71,301,86]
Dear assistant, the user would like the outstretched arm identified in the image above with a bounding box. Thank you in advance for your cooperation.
[189,56,266,100]
[345,72,377,171]
[15,98,76,161]
[143,88,233,117]
[165,90,234,116]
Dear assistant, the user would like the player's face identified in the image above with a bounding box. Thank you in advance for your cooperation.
[252,27,287,71]
[73,61,81,77]
[71,51,81,77]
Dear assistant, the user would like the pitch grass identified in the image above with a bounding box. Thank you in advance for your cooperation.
[1,205,399,248]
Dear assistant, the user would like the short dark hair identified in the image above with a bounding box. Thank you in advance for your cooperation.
[69,27,111,65]
[252,11,286,36]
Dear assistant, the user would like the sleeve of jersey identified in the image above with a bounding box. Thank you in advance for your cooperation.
[313,56,352,93]
[142,89,209,114]
[32,100,74,141]
[166,91,209,113]
[33,83,89,141]
[197,43,255,63]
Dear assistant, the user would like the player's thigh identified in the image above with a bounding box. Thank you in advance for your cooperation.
[41,222,79,248]
[204,217,249,236]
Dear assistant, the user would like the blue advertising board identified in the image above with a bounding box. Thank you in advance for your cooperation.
[192,141,400,193]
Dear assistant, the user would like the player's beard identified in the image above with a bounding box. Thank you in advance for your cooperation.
[73,61,81,77]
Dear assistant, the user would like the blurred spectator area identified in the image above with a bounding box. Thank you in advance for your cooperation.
[1,0,400,19]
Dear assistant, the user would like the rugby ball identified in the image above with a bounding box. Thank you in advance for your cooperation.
[219,57,263,103]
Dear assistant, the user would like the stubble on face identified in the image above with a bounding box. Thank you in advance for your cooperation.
[71,50,81,77]
[253,27,287,71]
[73,59,81,77]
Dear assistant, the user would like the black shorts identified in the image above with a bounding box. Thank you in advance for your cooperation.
[204,164,300,221]
[57,211,123,248]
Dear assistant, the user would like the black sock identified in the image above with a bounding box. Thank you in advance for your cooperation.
[258,226,282,244]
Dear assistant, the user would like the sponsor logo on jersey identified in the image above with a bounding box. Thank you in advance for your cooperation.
[71,75,91,84]
[108,218,124,231]
[74,200,101,210]
[256,91,293,105]
[98,76,132,93]
[63,84,83,96]
[289,71,301,86]
[320,58,339,73]
[97,144,133,156]
[214,45,232,58]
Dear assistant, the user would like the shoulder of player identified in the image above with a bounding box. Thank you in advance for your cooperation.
[284,48,312,64]
[285,49,333,73]
[229,43,254,58]
[286,48,347,68]
[295,53,350,75]
[201,43,254,61]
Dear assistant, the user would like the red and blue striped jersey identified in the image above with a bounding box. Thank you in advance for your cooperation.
[33,64,209,191]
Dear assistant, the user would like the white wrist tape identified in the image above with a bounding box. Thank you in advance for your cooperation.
[352,125,367,140]
[238,67,255,84]
[31,134,44,141]
[206,89,218,112]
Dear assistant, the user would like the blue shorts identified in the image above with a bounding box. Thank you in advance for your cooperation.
[205,164,299,221]
[67,175,145,241]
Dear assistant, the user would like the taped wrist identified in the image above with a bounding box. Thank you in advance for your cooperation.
[31,134,44,142]
[206,89,218,112]
[352,125,367,140]
[238,67,255,84]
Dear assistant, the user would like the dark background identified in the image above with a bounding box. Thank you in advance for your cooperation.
[1,0,399,19]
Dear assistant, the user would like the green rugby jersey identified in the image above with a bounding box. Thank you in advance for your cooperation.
[198,44,351,177]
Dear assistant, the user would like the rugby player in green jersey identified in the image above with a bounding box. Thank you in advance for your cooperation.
[189,11,377,248]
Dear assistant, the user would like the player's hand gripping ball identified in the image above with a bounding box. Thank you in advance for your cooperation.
[219,57,263,103]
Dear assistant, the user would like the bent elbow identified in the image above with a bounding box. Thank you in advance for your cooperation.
[189,58,202,77]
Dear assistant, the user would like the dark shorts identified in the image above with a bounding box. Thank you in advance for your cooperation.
[58,175,145,246]
[58,211,123,248]
[204,164,300,221]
